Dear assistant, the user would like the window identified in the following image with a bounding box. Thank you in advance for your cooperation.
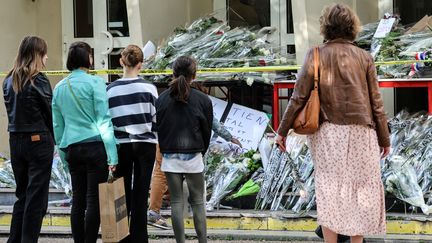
[227,0,270,28]
[73,0,93,38]
[393,0,432,25]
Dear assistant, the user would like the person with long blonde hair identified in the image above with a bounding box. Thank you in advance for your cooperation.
[3,36,54,243]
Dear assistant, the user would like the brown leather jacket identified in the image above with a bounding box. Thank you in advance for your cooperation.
[277,39,390,147]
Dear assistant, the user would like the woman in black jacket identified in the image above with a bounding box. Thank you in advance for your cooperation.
[2,36,54,243]
[156,56,213,243]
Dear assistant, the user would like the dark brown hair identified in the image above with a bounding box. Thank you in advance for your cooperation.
[66,41,92,71]
[319,3,361,41]
[7,36,47,93]
[169,56,197,103]
[121,45,143,67]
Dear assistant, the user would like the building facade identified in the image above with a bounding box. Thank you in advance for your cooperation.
[0,0,425,155]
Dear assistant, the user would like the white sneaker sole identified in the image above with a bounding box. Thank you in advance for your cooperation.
[148,222,171,230]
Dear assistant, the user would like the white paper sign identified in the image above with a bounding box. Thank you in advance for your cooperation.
[223,104,270,150]
[142,41,156,60]
[373,18,396,38]
[208,96,227,121]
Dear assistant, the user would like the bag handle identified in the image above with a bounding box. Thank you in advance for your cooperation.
[107,171,115,183]
[313,47,320,90]
[66,78,97,125]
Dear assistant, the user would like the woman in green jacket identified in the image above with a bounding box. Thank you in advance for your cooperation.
[52,41,118,243]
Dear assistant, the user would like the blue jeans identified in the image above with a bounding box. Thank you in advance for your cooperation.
[8,132,54,243]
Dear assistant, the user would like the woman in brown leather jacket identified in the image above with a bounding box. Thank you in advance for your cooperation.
[275,4,390,243]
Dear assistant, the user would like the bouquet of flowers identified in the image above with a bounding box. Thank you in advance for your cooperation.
[204,140,245,189]
[356,16,432,78]
[0,159,16,188]
[144,16,296,84]
[206,158,249,211]
[0,151,72,198]
[50,150,72,197]
[255,111,432,215]
[384,155,432,214]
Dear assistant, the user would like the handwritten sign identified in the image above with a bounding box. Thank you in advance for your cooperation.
[208,96,227,121]
[222,103,270,150]
[208,96,270,150]
[373,18,396,38]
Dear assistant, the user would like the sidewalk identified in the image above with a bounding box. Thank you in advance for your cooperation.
[0,207,432,242]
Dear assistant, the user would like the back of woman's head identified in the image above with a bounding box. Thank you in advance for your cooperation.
[121,45,143,67]
[319,3,361,41]
[169,56,197,103]
[66,41,92,71]
[7,36,47,93]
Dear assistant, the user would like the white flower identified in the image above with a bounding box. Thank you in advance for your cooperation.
[246,77,254,86]
[280,57,287,63]
[252,153,261,161]
[299,189,308,199]
[242,158,251,167]
[259,48,271,56]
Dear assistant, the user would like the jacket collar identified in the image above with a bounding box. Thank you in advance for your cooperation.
[324,38,355,45]
[71,69,88,75]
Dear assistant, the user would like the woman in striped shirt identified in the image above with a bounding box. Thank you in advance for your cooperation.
[106,45,158,243]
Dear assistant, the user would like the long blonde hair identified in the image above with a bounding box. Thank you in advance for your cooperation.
[7,36,47,93]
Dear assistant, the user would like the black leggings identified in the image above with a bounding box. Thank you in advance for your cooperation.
[66,142,108,243]
[165,172,207,243]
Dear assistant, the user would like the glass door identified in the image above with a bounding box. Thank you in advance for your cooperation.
[61,0,134,81]
[218,0,295,55]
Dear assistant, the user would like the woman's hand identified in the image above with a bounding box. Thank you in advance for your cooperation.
[380,147,391,159]
[275,134,286,152]
[230,138,243,147]
[109,165,116,172]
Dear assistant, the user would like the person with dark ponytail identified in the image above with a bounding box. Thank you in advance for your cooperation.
[106,44,158,243]
[156,56,213,243]
[3,36,54,243]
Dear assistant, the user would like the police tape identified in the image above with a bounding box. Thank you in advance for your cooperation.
[0,59,432,77]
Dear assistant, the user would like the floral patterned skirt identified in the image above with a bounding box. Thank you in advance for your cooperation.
[308,122,386,236]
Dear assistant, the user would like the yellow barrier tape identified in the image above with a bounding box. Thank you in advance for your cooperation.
[0,59,431,77]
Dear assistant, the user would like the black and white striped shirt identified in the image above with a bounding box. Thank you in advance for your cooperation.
[106,77,158,144]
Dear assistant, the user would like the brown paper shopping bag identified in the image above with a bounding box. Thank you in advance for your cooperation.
[99,176,129,242]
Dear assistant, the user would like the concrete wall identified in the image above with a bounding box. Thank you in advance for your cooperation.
[292,0,380,64]
[0,0,62,157]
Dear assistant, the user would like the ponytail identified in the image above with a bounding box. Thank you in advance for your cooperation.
[169,74,191,103]
[169,56,197,103]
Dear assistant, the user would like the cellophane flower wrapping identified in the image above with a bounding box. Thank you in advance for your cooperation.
[356,17,432,78]
[0,151,72,198]
[255,112,432,215]
[143,16,296,83]
[206,158,249,210]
